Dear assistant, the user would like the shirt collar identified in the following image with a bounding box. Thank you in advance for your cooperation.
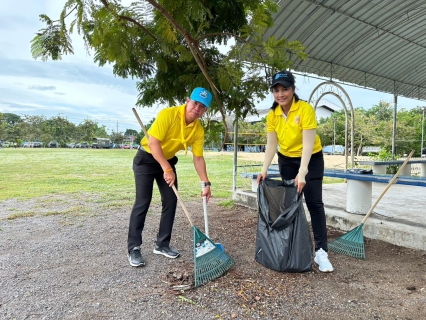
[274,97,298,115]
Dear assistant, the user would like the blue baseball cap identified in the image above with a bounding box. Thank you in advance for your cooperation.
[190,87,212,108]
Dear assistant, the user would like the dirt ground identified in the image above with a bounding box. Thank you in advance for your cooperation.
[1,154,425,319]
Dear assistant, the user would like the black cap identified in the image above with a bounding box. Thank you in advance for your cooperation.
[270,70,295,88]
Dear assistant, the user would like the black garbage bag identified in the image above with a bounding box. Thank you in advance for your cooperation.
[255,179,313,272]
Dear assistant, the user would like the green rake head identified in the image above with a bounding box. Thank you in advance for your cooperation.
[193,226,234,287]
[328,224,366,259]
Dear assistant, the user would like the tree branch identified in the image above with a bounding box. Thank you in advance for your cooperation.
[99,0,157,40]
[145,0,227,130]
[196,32,247,44]
[118,15,157,40]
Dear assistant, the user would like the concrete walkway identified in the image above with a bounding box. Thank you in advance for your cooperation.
[233,182,426,251]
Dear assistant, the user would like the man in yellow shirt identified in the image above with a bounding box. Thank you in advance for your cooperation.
[127,87,212,267]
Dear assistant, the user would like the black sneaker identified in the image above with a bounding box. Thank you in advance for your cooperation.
[128,246,146,267]
[153,246,180,259]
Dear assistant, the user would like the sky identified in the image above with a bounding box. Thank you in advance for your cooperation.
[1,0,425,134]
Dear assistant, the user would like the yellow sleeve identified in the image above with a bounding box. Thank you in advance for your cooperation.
[301,102,317,130]
[266,110,276,133]
[148,108,172,142]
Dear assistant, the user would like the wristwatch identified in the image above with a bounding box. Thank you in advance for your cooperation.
[204,181,211,187]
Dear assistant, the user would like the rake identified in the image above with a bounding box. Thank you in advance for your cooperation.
[328,150,414,259]
[201,181,224,252]
[132,107,234,287]
[172,185,234,287]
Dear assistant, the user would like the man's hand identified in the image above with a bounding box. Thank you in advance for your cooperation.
[201,185,211,202]
[164,170,175,187]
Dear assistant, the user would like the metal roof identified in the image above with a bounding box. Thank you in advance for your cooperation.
[265,0,426,101]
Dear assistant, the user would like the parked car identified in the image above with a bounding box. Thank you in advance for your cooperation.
[66,143,75,148]
[80,142,90,148]
[33,142,42,148]
[48,141,57,148]
[91,143,98,149]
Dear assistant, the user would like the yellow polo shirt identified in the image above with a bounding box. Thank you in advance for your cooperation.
[266,99,322,157]
[141,104,205,159]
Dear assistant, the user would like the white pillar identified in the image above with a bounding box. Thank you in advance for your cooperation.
[420,163,426,178]
[401,164,411,176]
[346,180,372,214]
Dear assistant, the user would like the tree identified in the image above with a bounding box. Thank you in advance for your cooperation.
[31,0,307,149]
[124,129,138,137]
[18,115,48,145]
[44,115,78,146]
[202,119,225,150]
[109,131,126,145]
[0,113,6,141]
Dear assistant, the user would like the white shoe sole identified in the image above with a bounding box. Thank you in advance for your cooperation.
[128,255,146,267]
[314,259,333,272]
[153,249,180,259]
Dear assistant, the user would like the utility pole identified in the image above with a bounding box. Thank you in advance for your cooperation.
[333,117,336,155]
[422,107,425,157]
[391,94,397,160]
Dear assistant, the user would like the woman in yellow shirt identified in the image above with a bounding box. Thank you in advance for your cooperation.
[127,87,212,267]
[257,71,333,273]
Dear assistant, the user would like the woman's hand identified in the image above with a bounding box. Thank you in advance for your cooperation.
[295,167,308,193]
[257,172,267,185]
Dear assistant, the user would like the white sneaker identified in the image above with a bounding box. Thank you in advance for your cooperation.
[314,248,334,272]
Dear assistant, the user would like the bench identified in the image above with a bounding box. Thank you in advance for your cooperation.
[323,169,426,214]
[358,159,426,177]
[241,167,426,215]
[240,173,281,192]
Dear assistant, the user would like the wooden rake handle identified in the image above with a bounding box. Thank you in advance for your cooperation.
[132,107,195,227]
[171,185,195,226]
[132,108,149,138]
[361,150,414,224]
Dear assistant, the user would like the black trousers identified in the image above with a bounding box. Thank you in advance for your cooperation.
[127,148,178,252]
[277,151,328,252]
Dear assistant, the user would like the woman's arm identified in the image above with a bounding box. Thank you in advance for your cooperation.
[296,129,315,192]
[257,132,278,184]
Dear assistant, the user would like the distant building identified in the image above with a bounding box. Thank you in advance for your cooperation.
[314,98,341,119]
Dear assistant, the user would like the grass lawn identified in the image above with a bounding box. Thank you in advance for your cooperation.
[0,148,260,203]
[0,148,342,209]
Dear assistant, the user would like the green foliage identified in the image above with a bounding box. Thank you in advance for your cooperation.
[317,105,425,157]
[0,112,130,145]
[202,119,225,149]
[31,14,74,61]
[30,0,307,126]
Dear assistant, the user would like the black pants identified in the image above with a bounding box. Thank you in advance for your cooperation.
[127,148,178,252]
[277,151,328,252]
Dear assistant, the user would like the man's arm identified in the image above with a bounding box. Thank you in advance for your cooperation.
[193,155,211,202]
[148,136,175,187]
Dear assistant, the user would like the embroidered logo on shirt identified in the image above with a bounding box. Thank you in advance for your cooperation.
[294,115,300,124]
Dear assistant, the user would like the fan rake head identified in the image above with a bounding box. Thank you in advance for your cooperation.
[328,224,366,259]
[193,226,234,287]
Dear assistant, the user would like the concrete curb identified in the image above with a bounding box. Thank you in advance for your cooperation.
[233,183,426,252]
